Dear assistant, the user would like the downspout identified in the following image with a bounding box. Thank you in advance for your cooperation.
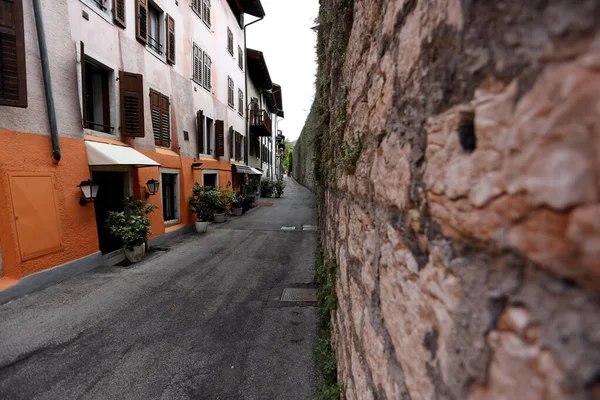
[32,0,61,162]
[244,15,264,167]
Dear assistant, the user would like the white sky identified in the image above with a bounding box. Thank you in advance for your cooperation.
[247,0,320,142]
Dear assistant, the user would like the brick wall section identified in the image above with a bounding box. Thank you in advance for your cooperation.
[298,0,600,398]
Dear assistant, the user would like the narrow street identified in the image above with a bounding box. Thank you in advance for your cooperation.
[0,178,318,400]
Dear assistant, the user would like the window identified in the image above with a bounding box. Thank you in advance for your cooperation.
[227,77,234,108]
[203,52,212,91]
[202,0,211,27]
[227,27,234,55]
[192,43,203,85]
[0,0,27,107]
[148,3,162,54]
[202,171,218,188]
[238,46,243,70]
[215,120,225,157]
[238,89,244,116]
[92,0,108,12]
[150,89,170,147]
[160,170,180,224]
[204,117,214,154]
[82,53,114,134]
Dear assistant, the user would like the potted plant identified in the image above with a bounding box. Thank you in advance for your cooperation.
[106,197,157,263]
[261,178,274,198]
[213,188,227,223]
[220,189,237,220]
[189,184,220,232]
[232,194,244,216]
[274,179,286,198]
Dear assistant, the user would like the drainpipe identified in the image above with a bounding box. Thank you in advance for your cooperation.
[32,0,61,162]
[244,15,264,167]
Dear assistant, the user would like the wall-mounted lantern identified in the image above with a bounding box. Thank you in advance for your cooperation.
[78,179,100,206]
[145,179,160,198]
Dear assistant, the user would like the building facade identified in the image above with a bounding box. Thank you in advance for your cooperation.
[246,48,283,184]
[0,0,264,286]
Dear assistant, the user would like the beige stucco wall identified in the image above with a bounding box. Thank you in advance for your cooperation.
[0,0,82,139]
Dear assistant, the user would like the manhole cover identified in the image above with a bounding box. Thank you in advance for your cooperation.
[281,226,296,230]
[302,225,317,231]
[280,288,318,302]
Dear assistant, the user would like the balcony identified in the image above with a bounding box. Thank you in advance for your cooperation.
[250,109,272,137]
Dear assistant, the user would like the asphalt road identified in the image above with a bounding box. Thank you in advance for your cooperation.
[0,177,318,400]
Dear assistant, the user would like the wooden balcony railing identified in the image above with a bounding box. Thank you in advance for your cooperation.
[250,109,272,136]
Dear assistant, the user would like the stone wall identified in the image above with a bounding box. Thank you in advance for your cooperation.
[293,102,318,192]
[305,0,600,398]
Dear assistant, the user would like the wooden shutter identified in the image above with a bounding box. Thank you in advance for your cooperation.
[197,110,204,154]
[150,90,161,145]
[229,127,234,159]
[166,14,175,65]
[160,94,170,146]
[193,44,202,84]
[0,0,27,107]
[203,53,211,90]
[136,0,148,44]
[80,42,87,127]
[113,0,126,27]
[215,120,224,157]
[119,71,145,137]
[227,28,233,55]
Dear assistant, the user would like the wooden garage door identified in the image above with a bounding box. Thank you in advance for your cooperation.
[8,173,63,260]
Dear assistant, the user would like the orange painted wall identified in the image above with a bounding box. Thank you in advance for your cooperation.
[134,151,234,235]
[0,129,100,279]
[0,130,237,280]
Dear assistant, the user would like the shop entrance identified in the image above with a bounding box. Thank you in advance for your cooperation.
[92,171,126,254]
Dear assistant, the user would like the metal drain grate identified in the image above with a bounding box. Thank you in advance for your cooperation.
[302,225,317,231]
[280,288,318,302]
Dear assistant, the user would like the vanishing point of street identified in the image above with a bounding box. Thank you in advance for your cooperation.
[0,178,317,400]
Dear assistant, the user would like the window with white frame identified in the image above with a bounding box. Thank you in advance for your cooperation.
[147,2,163,55]
[192,43,203,85]
[238,46,243,70]
[227,77,234,108]
[238,88,244,116]
[160,169,180,226]
[203,52,212,91]
[202,117,215,155]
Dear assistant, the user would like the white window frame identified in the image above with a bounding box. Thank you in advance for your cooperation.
[202,169,219,188]
[78,48,119,140]
[146,1,167,62]
[201,117,215,156]
[79,0,113,23]
[160,168,181,227]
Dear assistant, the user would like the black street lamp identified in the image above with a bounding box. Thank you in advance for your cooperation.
[145,179,160,198]
[78,179,100,206]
